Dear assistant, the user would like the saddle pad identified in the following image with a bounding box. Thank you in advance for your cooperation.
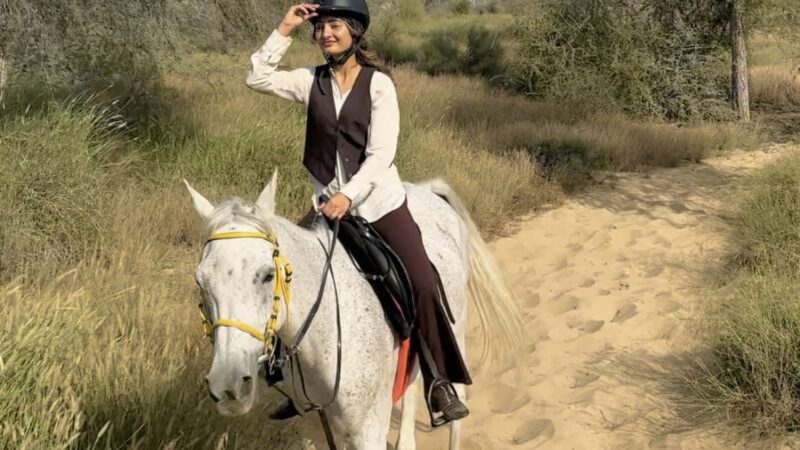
[393,338,416,404]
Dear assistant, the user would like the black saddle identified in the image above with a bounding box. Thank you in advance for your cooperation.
[331,214,415,339]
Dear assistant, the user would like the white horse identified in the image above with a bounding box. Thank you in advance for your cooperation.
[184,171,525,449]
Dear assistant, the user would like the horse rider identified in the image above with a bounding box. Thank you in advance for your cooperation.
[245,0,472,424]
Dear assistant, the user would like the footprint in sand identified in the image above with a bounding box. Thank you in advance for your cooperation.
[511,419,555,447]
[567,386,603,406]
[550,295,581,314]
[555,269,575,282]
[488,383,532,414]
[611,303,638,323]
[657,299,682,314]
[626,234,642,246]
[579,278,596,288]
[579,320,605,333]
[568,318,605,334]
[653,236,673,249]
[641,265,664,278]
[572,371,600,388]
[524,292,541,308]
[642,323,677,341]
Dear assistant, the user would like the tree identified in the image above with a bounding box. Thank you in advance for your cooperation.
[730,0,751,121]
[724,0,799,121]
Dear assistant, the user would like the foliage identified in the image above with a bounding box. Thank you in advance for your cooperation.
[509,0,732,120]
[0,0,290,131]
[418,25,505,81]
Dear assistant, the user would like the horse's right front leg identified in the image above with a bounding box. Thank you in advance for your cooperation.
[395,374,420,450]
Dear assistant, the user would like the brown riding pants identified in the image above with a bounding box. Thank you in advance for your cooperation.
[370,199,473,390]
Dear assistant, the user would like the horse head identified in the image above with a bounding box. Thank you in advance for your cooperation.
[184,171,285,416]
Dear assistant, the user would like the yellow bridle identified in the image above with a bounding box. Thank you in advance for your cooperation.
[198,230,292,357]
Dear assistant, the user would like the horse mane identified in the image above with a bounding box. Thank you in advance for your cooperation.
[205,197,274,236]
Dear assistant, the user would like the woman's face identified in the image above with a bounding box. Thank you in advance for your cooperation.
[313,17,354,56]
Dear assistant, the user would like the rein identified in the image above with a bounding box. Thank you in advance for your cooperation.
[196,222,342,450]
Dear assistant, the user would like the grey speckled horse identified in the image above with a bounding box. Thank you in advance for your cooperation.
[184,171,525,449]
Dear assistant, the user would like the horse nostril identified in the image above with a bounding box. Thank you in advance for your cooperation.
[242,376,253,393]
[224,389,237,401]
[206,379,220,403]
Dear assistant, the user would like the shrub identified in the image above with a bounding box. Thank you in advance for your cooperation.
[0,0,288,131]
[391,0,426,21]
[449,0,472,14]
[509,0,730,120]
[418,25,506,82]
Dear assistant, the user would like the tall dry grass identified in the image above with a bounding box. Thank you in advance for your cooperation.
[395,68,757,175]
[690,152,800,435]
[750,65,800,109]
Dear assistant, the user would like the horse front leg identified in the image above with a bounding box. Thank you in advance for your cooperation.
[343,415,389,450]
[395,374,420,450]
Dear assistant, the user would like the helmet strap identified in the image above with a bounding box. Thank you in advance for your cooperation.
[324,35,362,67]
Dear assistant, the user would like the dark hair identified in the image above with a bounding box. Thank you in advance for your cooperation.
[311,17,393,80]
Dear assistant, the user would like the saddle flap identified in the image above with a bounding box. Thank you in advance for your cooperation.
[334,215,415,339]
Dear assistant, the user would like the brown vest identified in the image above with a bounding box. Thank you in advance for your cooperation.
[304,64,377,185]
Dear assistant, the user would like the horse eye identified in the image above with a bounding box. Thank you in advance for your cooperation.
[263,272,274,283]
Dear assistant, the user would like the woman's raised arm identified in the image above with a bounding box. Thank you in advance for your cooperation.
[245,4,319,104]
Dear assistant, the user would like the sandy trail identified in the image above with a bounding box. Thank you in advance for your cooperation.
[409,147,788,449]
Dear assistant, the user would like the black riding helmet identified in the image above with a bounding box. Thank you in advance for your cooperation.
[312,0,370,31]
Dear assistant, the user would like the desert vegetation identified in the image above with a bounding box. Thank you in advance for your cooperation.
[687,153,800,436]
[1,0,798,448]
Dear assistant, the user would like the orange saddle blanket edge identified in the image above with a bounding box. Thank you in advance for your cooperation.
[392,338,415,404]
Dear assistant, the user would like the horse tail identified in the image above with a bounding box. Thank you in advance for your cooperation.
[427,179,527,374]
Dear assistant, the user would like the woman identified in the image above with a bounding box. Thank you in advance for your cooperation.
[245,0,471,423]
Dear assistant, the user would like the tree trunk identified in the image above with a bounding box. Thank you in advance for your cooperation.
[730,0,750,122]
[0,56,7,106]
[0,57,7,89]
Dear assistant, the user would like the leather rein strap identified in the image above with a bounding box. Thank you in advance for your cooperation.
[287,217,342,450]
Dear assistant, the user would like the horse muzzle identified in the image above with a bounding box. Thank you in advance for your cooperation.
[206,368,256,416]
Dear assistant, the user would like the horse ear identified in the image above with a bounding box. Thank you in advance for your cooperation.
[255,169,278,218]
[182,179,215,220]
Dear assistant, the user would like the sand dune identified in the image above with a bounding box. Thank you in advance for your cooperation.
[409,146,789,449]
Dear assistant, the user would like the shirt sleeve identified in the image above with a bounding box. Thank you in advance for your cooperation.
[245,29,314,105]
[339,72,400,206]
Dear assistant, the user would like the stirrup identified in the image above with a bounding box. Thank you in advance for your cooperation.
[425,379,469,427]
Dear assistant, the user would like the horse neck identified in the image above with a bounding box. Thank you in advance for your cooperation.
[270,217,337,352]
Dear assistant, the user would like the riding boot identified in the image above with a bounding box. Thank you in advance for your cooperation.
[430,381,469,422]
[267,399,301,423]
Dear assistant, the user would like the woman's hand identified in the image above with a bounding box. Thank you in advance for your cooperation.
[277,3,319,37]
[319,192,352,220]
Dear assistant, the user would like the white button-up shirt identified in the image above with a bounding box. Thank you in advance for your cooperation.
[246,30,406,223]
